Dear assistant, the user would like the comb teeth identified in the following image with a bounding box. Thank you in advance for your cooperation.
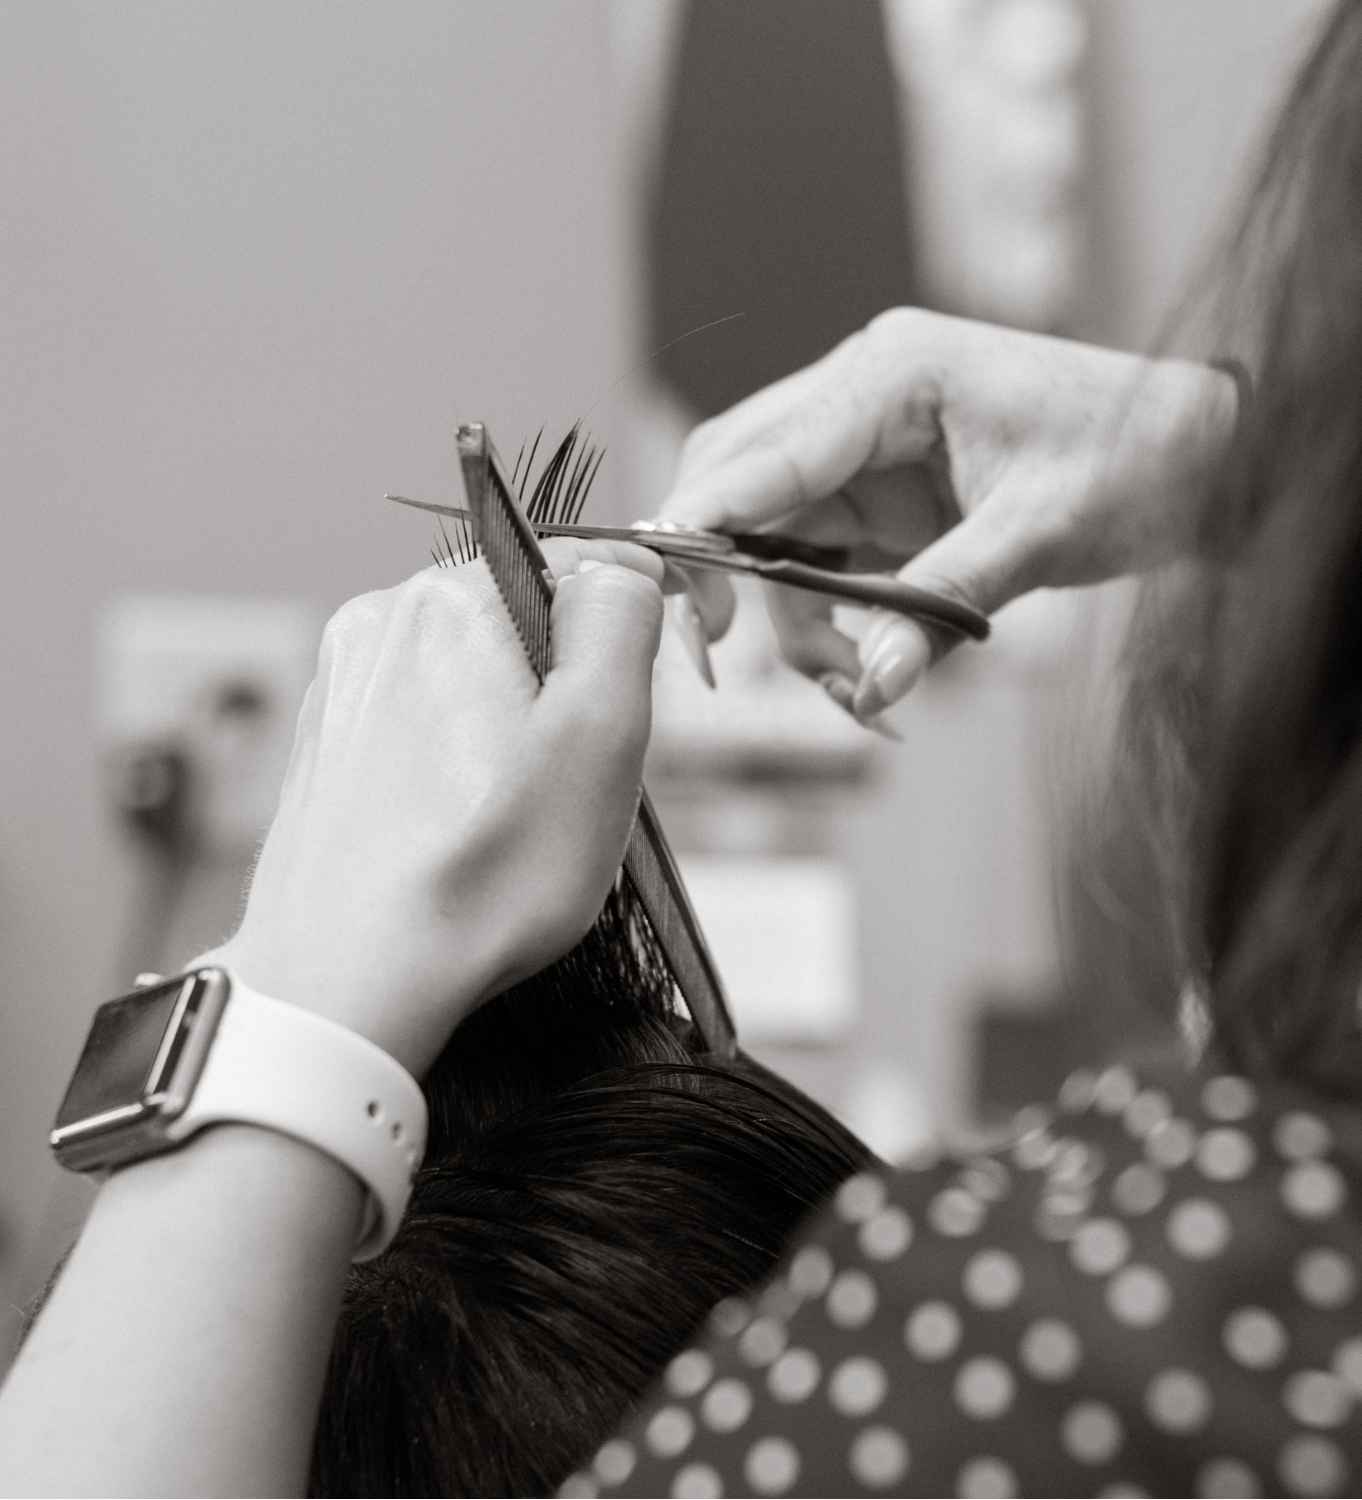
[460,423,553,682]
[430,512,479,569]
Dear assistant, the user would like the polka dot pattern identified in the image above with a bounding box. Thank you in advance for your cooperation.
[1167,1198,1230,1260]
[963,1249,1023,1309]
[954,1357,1015,1419]
[957,1455,1017,1497]
[596,1063,1362,1499]
[1019,1318,1082,1381]
[1106,1265,1171,1327]
[671,1462,722,1499]
[1145,1368,1212,1432]
[768,1347,821,1404]
[905,1300,961,1361]
[787,1244,833,1300]
[1278,1434,1345,1496]
[1197,1457,1260,1498]
[849,1426,909,1489]
[1071,1217,1131,1275]
[1062,1400,1123,1464]
[1112,1162,1166,1215]
[859,1206,913,1262]
[1294,1247,1355,1308]
[829,1357,887,1417]
[1282,1160,1346,1220]
[667,1350,714,1399]
[595,1441,636,1486]
[739,1318,787,1368]
[929,1186,986,1237]
[701,1378,752,1433]
[646,1406,695,1460]
[1282,1370,1351,1429]
[745,1436,800,1495]
[826,1270,877,1329]
[1196,1127,1256,1182]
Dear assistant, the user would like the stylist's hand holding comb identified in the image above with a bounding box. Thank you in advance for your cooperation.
[660,309,1240,726]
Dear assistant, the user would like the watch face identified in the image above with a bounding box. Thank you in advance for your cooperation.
[53,975,199,1132]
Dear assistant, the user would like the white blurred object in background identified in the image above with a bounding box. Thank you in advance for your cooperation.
[680,853,859,1045]
[98,595,319,859]
[885,0,1087,327]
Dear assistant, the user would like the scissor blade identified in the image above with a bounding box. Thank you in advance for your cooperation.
[388,494,910,576]
[386,493,471,521]
[388,495,667,547]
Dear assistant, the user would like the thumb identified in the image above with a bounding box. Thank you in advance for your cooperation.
[850,500,1036,720]
[545,560,665,721]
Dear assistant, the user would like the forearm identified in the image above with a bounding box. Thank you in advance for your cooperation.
[0,1125,362,1497]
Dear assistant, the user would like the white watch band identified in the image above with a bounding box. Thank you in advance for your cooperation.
[170,969,428,1261]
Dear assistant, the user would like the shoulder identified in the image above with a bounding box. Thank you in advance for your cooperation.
[579,1060,1362,1498]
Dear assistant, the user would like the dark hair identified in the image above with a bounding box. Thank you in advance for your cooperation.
[1116,1,1362,1092]
[308,886,872,1496]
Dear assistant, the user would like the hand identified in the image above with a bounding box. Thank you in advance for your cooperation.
[661,308,1238,722]
[208,540,665,1077]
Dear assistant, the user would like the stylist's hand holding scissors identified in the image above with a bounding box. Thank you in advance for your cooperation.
[661,309,1239,722]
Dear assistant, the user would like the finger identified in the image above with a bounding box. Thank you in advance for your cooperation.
[765,581,862,684]
[678,568,736,642]
[544,561,665,720]
[659,341,880,534]
[660,563,737,643]
[662,418,877,535]
[670,359,829,489]
[849,498,1039,719]
[538,536,665,587]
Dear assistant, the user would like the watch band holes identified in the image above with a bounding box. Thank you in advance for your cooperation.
[366,1100,383,1121]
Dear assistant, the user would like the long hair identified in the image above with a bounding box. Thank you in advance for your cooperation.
[1116,1,1362,1091]
[309,886,872,1496]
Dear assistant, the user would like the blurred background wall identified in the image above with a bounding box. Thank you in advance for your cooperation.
[0,0,1327,1360]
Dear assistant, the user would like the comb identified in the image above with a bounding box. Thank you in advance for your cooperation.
[457,421,737,1058]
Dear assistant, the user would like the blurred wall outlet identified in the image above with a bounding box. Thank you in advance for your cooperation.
[97,595,320,858]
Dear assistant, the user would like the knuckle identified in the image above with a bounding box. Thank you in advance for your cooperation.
[321,589,389,652]
[396,568,489,638]
[865,304,928,349]
[576,565,665,643]
[679,416,721,468]
[593,561,665,612]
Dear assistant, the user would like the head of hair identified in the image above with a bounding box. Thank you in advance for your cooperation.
[1114,0,1362,1093]
[308,884,872,1497]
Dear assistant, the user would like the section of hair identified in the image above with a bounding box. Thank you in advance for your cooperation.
[309,883,873,1496]
[1113,1,1362,1091]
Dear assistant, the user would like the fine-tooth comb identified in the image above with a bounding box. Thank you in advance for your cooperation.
[455,420,737,1058]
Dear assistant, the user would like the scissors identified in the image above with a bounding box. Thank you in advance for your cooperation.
[387,494,991,644]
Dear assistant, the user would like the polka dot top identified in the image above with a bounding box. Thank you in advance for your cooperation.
[565,1062,1362,1498]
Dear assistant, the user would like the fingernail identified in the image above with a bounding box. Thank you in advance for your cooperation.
[820,673,903,741]
[673,596,716,688]
[820,671,856,715]
[853,647,920,721]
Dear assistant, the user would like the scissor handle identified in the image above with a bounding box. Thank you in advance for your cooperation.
[753,559,990,640]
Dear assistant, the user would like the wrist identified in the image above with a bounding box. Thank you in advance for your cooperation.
[200,937,481,1079]
[57,960,429,1259]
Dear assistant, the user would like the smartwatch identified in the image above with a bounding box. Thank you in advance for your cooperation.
[50,966,428,1260]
